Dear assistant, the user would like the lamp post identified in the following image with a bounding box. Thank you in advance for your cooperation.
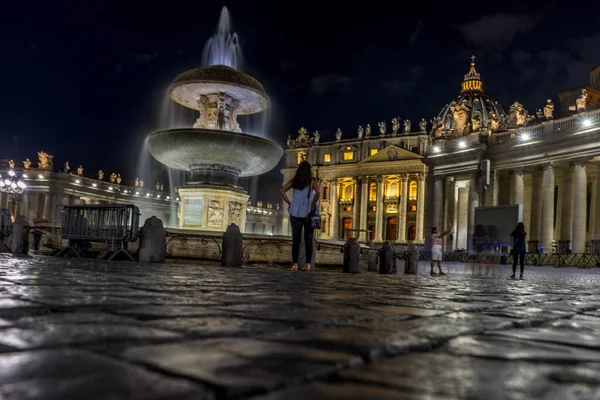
[0,170,27,218]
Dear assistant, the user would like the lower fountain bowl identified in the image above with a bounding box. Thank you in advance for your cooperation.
[146,128,283,178]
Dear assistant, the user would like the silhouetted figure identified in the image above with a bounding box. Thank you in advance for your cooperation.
[511,222,527,279]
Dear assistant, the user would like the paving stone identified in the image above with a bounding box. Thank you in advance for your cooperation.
[0,324,183,350]
[339,352,600,400]
[0,299,50,319]
[261,325,430,361]
[122,338,362,397]
[251,382,437,400]
[0,348,213,399]
[13,312,141,327]
[487,327,600,350]
[358,305,447,317]
[145,316,294,337]
[444,335,600,362]
[482,307,575,327]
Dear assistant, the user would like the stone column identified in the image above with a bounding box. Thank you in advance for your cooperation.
[513,168,524,206]
[572,161,587,253]
[415,174,426,243]
[492,170,499,206]
[359,177,369,241]
[330,179,339,240]
[374,175,384,242]
[443,176,455,250]
[540,164,555,252]
[529,168,543,249]
[560,165,574,249]
[21,193,30,223]
[398,176,408,242]
[593,166,600,253]
[467,173,479,253]
[352,178,360,239]
[433,176,444,230]
[457,186,468,249]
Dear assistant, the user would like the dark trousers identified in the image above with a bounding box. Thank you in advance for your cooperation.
[512,252,525,274]
[290,216,314,264]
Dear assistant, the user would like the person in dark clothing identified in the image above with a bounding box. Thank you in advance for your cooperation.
[511,222,527,279]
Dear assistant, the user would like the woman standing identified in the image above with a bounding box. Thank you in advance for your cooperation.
[511,222,527,279]
[280,161,320,271]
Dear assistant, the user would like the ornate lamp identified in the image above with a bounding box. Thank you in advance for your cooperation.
[0,170,26,194]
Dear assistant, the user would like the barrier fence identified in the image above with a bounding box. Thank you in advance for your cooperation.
[0,209,12,252]
[51,204,140,261]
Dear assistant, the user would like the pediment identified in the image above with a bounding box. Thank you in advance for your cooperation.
[359,145,424,164]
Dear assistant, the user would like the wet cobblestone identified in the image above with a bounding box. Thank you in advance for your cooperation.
[2,253,600,398]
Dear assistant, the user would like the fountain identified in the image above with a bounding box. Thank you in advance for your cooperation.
[147,7,282,232]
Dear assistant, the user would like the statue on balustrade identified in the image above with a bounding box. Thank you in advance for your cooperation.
[135,178,139,187]
[419,118,427,133]
[543,99,554,119]
[378,121,387,135]
[37,151,53,170]
[489,112,500,132]
[313,130,320,144]
[508,102,527,126]
[403,119,411,134]
[286,135,292,147]
[365,124,371,137]
[450,101,470,135]
[536,109,543,119]
[576,89,588,112]
[8,160,14,168]
[110,172,117,183]
[391,118,400,136]
[116,174,122,185]
[98,170,104,180]
[357,125,364,139]
[77,165,83,176]
[160,183,164,191]
[64,162,70,174]
[140,180,144,188]
[156,182,160,190]
[335,128,342,141]
[23,158,31,170]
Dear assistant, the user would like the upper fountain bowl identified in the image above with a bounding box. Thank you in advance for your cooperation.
[169,65,269,115]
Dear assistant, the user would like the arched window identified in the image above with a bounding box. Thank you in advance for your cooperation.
[387,182,398,198]
[369,183,377,201]
[409,181,418,200]
[322,185,329,200]
[344,184,353,200]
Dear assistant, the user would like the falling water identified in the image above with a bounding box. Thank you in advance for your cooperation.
[201,6,243,70]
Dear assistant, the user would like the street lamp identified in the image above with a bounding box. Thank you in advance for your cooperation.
[0,170,26,194]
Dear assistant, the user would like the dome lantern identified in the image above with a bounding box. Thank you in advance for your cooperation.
[461,55,483,93]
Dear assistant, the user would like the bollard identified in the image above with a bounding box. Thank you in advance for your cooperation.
[222,223,243,267]
[405,244,419,274]
[343,237,361,273]
[11,216,29,255]
[379,241,396,274]
[138,217,166,263]
[367,250,379,272]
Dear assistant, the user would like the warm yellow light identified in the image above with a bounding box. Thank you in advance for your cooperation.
[323,153,331,163]
[297,151,307,164]
[343,151,354,161]
[409,181,418,200]
[370,149,378,156]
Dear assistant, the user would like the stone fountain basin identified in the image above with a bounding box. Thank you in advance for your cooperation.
[147,128,283,177]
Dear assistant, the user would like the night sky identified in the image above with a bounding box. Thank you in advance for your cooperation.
[2,1,599,200]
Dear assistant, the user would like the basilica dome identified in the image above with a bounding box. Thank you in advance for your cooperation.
[433,57,507,137]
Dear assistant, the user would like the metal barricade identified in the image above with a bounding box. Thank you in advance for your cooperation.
[51,204,140,261]
[0,208,12,253]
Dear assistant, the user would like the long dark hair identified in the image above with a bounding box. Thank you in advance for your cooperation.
[292,161,313,190]
[513,222,525,236]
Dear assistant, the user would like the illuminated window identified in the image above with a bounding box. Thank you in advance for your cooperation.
[323,153,331,163]
[409,181,418,200]
[343,151,354,161]
[343,206,352,212]
[387,182,398,198]
[369,183,377,201]
[370,148,378,156]
[411,205,417,211]
[344,184,353,200]
[297,152,307,164]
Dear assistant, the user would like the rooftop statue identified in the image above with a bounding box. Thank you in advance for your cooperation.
[37,151,53,170]
[391,118,400,136]
[544,99,554,119]
[313,130,320,144]
[365,124,371,137]
[576,89,588,111]
[378,121,387,136]
[77,165,84,176]
[357,125,364,139]
[403,119,411,134]
[23,158,31,170]
[419,118,427,133]
[335,128,342,141]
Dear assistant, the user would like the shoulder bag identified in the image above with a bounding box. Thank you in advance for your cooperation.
[307,184,321,229]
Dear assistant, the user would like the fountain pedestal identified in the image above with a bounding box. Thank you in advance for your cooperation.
[178,186,248,232]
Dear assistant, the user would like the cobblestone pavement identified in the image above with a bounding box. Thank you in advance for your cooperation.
[2,255,600,399]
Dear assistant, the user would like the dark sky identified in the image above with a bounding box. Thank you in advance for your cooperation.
[2,1,599,199]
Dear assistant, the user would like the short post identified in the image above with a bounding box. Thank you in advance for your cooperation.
[11,215,29,255]
[222,223,243,267]
[343,237,361,273]
[405,244,419,274]
[379,241,396,274]
[138,216,166,263]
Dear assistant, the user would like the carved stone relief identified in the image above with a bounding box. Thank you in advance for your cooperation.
[208,200,224,227]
